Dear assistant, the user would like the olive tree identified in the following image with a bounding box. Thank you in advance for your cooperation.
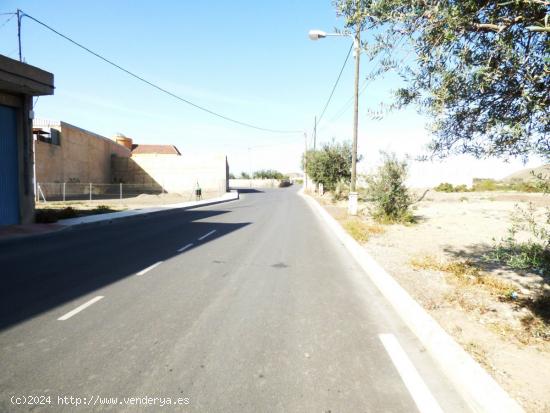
[334,0,550,160]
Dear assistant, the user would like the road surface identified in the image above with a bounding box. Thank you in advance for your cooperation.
[0,187,469,412]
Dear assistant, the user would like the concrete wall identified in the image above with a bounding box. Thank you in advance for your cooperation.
[229,179,281,188]
[113,153,228,193]
[34,120,131,183]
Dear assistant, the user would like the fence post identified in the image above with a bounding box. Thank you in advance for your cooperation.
[63,182,66,202]
[89,183,92,201]
[120,183,122,200]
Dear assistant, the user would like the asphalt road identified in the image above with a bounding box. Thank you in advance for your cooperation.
[0,187,470,412]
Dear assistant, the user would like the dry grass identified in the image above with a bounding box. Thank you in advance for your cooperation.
[463,341,493,372]
[410,256,514,297]
[342,218,385,243]
[411,255,550,344]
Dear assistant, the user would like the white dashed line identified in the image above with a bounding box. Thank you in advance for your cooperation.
[136,261,163,276]
[177,243,193,252]
[58,296,104,321]
[198,230,216,241]
[379,334,443,413]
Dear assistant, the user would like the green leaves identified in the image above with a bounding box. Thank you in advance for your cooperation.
[304,140,354,191]
[334,0,550,160]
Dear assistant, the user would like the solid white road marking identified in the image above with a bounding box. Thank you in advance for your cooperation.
[136,261,163,276]
[57,296,104,321]
[198,230,216,241]
[177,243,193,252]
[379,334,443,413]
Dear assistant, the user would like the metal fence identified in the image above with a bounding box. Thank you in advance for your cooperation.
[36,182,167,202]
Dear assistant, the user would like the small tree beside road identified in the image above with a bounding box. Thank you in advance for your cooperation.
[366,152,413,223]
[304,140,354,191]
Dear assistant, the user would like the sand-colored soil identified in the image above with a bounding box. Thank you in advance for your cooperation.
[318,191,550,413]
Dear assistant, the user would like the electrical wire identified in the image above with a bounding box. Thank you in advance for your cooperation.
[0,12,15,30]
[315,42,353,128]
[18,10,302,135]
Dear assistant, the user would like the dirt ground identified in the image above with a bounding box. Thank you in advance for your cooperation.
[317,190,550,413]
[35,190,223,211]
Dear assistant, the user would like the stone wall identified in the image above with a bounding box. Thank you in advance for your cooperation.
[34,120,131,183]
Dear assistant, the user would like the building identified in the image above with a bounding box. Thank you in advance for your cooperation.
[0,55,54,226]
[111,134,229,194]
[32,123,229,197]
[33,120,131,184]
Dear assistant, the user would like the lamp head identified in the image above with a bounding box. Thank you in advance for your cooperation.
[308,29,326,40]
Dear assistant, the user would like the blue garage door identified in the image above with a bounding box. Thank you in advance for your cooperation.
[0,104,19,226]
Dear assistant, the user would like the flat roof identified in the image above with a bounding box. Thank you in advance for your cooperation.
[0,54,54,96]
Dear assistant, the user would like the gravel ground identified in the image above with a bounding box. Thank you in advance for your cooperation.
[318,190,550,413]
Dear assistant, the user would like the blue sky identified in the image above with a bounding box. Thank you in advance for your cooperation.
[0,1,542,183]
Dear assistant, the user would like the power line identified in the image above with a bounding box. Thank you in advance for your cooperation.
[315,43,353,128]
[18,10,302,135]
[0,12,15,30]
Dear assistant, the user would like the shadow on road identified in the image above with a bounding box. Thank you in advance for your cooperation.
[0,207,250,331]
[232,188,264,194]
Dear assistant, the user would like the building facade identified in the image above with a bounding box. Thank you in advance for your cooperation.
[0,55,54,226]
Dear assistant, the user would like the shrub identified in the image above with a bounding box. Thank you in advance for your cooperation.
[93,205,115,213]
[366,152,413,223]
[304,140,355,191]
[487,203,550,274]
[434,183,470,192]
[58,207,78,219]
[252,169,286,179]
[35,209,59,223]
[434,182,455,192]
[472,178,498,191]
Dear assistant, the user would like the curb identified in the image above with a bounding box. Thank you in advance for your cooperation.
[0,192,239,246]
[300,190,524,413]
[57,191,239,228]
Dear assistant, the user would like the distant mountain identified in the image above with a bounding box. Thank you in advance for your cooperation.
[502,164,550,182]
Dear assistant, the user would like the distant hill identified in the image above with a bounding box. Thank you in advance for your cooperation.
[502,164,550,183]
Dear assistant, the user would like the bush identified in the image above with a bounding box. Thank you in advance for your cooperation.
[366,153,413,223]
[455,184,469,192]
[434,182,455,192]
[58,207,78,219]
[304,140,355,191]
[35,207,78,223]
[253,169,285,179]
[434,182,470,192]
[35,209,59,223]
[472,178,498,191]
[487,203,550,274]
[93,205,115,213]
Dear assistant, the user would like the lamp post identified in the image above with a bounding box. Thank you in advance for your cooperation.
[309,28,361,215]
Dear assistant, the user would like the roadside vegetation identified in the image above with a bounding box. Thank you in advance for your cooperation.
[364,152,414,224]
[487,203,550,275]
[435,179,547,193]
[35,205,120,223]
[342,218,384,243]
[411,255,550,344]
[304,140,353,192]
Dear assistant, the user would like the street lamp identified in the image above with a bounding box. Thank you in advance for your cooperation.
[308,28,361,216]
